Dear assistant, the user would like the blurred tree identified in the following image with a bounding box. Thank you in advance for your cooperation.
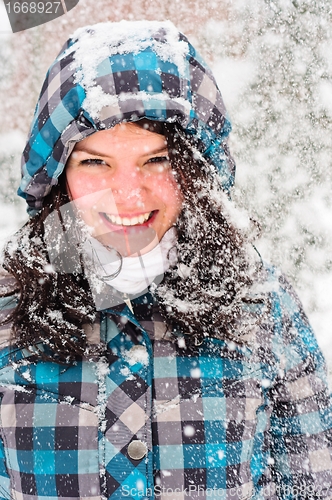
[0,31,27,238]
[248,0,331,306]
[0,32,25,205]
[204,0,332,315]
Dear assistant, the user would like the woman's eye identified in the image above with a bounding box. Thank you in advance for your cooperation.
[145,156,170,172]
[80,158,107,166]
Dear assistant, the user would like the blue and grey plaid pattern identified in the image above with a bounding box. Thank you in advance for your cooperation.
[0,266,331,499]
[18,20,235,215]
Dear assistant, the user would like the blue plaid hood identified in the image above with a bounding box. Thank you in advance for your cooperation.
[18,20,235,215]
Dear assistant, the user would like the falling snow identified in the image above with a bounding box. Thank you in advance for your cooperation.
[0,0,331,385]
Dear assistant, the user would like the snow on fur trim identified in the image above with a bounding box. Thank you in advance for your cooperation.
[19,20,235,214]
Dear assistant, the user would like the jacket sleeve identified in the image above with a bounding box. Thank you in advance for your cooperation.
[0,270,17,498]
[0,436,10,500]
[269,273,332,499]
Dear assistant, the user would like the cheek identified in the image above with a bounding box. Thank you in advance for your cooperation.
[66,171,109,200]
[151,173,183,205]
[162,177,183,217]
[65,172,118,229]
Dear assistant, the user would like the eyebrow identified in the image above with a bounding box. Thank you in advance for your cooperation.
[74,145,169,157]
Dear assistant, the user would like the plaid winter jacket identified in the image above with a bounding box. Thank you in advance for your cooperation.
[0,266,331,500]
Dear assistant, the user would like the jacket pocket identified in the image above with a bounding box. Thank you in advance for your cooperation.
[0,385,101,499]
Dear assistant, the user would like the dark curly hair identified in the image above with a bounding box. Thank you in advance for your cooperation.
[157,124,256,342]
[1,121,257,363]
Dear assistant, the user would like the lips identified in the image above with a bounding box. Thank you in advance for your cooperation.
[101,210,156,227]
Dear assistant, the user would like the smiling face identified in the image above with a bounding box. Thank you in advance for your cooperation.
[65,122,183,256]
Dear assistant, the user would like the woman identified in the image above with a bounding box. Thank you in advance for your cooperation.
[0,20,331,500]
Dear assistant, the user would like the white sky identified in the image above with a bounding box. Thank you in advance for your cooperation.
[0,0,12,35]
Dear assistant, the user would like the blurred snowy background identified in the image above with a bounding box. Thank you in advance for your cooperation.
[0,0,331,379]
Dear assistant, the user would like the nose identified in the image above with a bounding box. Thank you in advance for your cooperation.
[109,164,146,203]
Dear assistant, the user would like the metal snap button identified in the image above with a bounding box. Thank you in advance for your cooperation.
[127,440,148,460]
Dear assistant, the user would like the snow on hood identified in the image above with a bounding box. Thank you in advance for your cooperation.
[18,20,235,215]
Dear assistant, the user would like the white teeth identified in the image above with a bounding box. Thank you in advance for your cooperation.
[104,212,152,226]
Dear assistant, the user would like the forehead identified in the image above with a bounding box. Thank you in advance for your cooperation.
[74,123,167,154]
